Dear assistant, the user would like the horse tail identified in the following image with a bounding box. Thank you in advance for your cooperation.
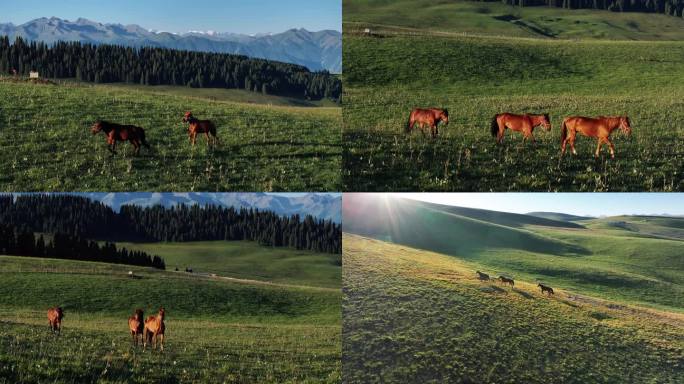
[560,119,568,144]
[490,115,499,138]
[406,112,413,133]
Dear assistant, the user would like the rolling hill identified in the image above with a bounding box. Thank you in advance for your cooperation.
[343,234,684,383]
[342,1,684,192]
[0,17,341,73]
[0,247,341,383]
[343,195,684,310]
[527,212,595,221]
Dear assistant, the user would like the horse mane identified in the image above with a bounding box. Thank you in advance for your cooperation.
[442,109,449,117]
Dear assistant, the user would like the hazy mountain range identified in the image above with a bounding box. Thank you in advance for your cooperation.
[72,193,341,223]
[0,17,341,73]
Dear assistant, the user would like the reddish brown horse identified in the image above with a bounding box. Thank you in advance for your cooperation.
[498,276,515,287]
[538,283,554,296]
[490,113,551,144]
[183,112,219,146]
[561,116,632,158]
[144,307,166,351]
[47,307,64,335]
[406,108,449,138]
[91,121,151,155]
[128,309,144,346]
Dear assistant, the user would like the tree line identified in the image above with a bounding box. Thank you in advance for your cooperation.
[0,195,342,256]
[479,0,684,17]
[0,224,165,269]
[0,36,342,101]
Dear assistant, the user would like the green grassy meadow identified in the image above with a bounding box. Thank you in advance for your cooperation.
[0,241,341,383]
[0,79,341,191]
[342,1,684,191]
[343,234,684,383]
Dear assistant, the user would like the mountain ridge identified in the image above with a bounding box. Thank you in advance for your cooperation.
[0,17,341,73]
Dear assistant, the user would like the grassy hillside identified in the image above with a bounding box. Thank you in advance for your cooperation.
[0,79,341,191]
[118,241,341,289]
[527,212,594,222]
[343,196,684,311]
[0,244,341,382]
[343,234,684,383]
[342,14,684,191]
[344,0,684,40]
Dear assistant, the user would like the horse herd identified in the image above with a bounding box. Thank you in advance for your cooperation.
[475,271,554,296]
[406,108,633,159]
[47,306,167,351]
[90,111,219,155]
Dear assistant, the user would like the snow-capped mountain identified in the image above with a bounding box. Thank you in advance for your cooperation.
[0,17,341,73]
[75,193,342,223]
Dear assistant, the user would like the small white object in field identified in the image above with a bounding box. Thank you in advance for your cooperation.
[128,271,134,276]
[29,71,40,79]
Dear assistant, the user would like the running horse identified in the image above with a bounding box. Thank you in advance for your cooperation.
[144,307,166,351]
[498,276,515,287]
[538,283,554,296]
[91,121,151,155]
[47,307,64,335]
[476,271,490,281]
[490,113,551,144]
[406,108,449,138]
[182,112,219,146]
[561,116,632,159]
[128,309,145,346]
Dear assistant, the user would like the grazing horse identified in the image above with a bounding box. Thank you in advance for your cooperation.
[476,271,490,281]
[91,121,151,155]
[561,116,632,159]
[144,307,166,351]
[490,113,551,144]
[538,284,554,296]
[128,309,144,346]
[47,307,64,335]
[406,108,449,138]
[182,112,219,146]
[498,276,515,287]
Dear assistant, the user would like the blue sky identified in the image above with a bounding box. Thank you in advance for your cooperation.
[0,0,341,34]
[400,193,684,217]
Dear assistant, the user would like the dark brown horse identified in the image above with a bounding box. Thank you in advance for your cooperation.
[128,309,144,346]
[91,121,151,155]
[490,113,551,144]
[498,276,515,287]
[144,307,166,351]
[406,108,449,138]
[561,116,632,158]
[538,283,554,296]
[183,112,219,146]
[47,307,64,335]
[476,271,490,281]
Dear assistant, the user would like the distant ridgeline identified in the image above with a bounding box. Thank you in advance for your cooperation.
[0,195,342,255]
[0,36,342,101]
[474,0,684,17]
[0,224,166,269]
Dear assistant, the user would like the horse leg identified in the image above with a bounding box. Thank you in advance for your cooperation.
[205,132,210,146]
[569,135,577,156]
[606,138,616,159]
[159,334,164,351]
[595,138,604,158]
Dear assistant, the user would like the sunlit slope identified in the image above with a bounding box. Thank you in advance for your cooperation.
[343,234,684,383]
[344,0,684,40]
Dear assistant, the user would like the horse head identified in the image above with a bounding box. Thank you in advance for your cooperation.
[620,116,632,136]
[135,309,144,320]
[182,112,193,123]
[91,121,103,134]
[158,307,165,319]
[440,109,449,125]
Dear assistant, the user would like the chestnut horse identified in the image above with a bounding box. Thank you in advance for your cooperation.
[128,309,144,346]
[406,108,449,138]
[476,271,490,281]
[561,116,632,158]
[144,307,166,351]
[538,283,554,296]
[182,112,219,146]
[91,121,151,155]
[498,276,515,287]
[490,113,551,144]
[47,307,64,335]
